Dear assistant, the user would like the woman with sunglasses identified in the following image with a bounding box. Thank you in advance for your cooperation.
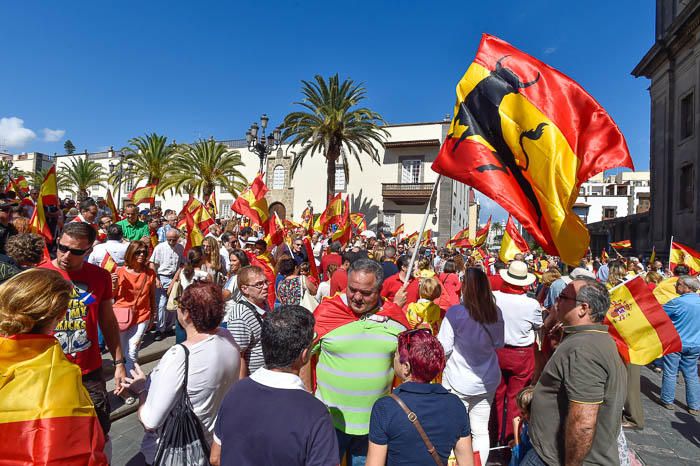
[113,240,156,404]
[437,267,504,466]
[367,329,474,466]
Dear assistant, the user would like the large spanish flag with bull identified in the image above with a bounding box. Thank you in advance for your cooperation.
[605,276,682,365]
[0,334,107,465]
[432,34,633,265]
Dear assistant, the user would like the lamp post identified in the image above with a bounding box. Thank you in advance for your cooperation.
[246,114,282,174]
[109,155,134,208]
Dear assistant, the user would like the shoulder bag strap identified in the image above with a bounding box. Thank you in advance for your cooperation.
[178,343,192,404]
[239,299,264,327]
[389,394,444,466]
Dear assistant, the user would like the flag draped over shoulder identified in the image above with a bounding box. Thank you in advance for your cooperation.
[0,335,107,465]
[499,216,529,263]
[605,276,682,365]
[610,240,632,250]
[431,34,633,265]
[232,174,269,228]
[127,184,157,205]
[670,241,700,275]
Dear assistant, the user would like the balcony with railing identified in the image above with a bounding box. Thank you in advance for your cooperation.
[382,182,434,204]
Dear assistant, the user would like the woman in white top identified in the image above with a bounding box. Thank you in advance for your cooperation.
[437,267,504,466]
[223,249,250,311]
[121,281,240,465]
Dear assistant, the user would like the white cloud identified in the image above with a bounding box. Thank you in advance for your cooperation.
[474,190,508,223]
[0,117,36,148]
[543,47,557,55]
[42,128,65,142]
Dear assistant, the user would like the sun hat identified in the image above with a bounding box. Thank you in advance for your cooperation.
[568,267,595,280]
[499,260,536,287]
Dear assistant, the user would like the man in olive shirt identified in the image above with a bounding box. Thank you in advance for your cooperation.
[524,277,626,466]
[116,203,150,242]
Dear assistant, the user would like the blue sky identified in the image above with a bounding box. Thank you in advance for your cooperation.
[1,1,655,218]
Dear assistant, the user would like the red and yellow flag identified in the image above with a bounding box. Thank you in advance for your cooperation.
[6,175,29,195]
[244,251,276,310]
[447,227,471,248]
[0,335,107,465]
[232,174,269,228]
[350,213,367,233]
[206,191,218,217]
[41,165,59,206]
[106,189,120,222]
[610,240,632,250]
[127,184,157,206]
[330,197,352,246]
[178,196,215,233]
[499,216,529,263]
[649,246,656,265]
[100,252,117,273]
[670,241,700,275]
[420,229,433,247]
[405,231,419,246]
[303,237,319,281]
[471,247,487,262]
[432,34,633,265]
[181,208,204,252]
[393,223,405,239]
[301,206,314,235]
[472,216,492,247]
[605,276,682,365]
[265,214,286,248]
[601,248,609,263]
[318,193,344,234]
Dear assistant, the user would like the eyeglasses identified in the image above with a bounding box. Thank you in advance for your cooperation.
[166,238,179,242]
[57,243,90,256]
[243,280,268,289]
[556,294,584,305]
[135,250,148,256]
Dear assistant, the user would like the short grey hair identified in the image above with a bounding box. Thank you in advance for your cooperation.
[677,275,700,292]
[384,245,396,259]
[348,258,384,291]
[574,277,610,323]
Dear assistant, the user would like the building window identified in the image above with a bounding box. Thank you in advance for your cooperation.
[125,179,134,192]
[272,165,285,189]
[219,200,233,219]
[334,164,346,192]
[681,91,694,140]
[382,212,396,232]
[680,164,694,210]
[401,159,421,184]
[603,207,616,219]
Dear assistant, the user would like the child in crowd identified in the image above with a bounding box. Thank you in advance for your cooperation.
[405,276,442,334]
[509,386,534,465]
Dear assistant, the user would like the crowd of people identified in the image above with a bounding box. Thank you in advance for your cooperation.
[0,194,698,466]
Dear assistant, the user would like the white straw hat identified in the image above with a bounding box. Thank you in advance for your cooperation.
[499,260,536,287]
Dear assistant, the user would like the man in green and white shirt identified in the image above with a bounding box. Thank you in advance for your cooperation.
[306,259,408,464]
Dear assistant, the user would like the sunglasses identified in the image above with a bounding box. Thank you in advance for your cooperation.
[135,250,148,256]
[57,243,90,256]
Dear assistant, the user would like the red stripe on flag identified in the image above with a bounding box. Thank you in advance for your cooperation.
[625,278,682,356]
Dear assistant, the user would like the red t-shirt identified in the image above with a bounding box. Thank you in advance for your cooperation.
[329,268,348,296]
[488,274,504,292]
[321,253,342,278]
[41,261,113,375]
[380,274,420,308]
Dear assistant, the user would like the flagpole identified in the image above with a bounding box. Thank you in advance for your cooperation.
[404,175,442,284]
[669,235,674,270]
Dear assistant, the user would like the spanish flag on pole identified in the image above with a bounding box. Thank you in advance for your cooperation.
[206,191,218,217]
[100,252,117,273]
[106,189,120,222]
[472,216,491,247]
[29,167,56,242]
[610,240,632,250]
[420,229,433,247]
[350,213,367,233]
[447,227,471,248]
[331,197,352,246]
[232,174,269,228]
[605,276,682,365]
[41,165,59,207]
[181,208,204,252]
[318,193,344,234]
[431,34,633,265]
[670,241,700,275]
[499,216,529,263]
[178,196,215,233]
[601,248,609,263]
[127,184,157,206]
[405,231,419,246]
[265,213,286,248]
[0,335,107,465]
[393,224,405,240]
[301,206,314,235]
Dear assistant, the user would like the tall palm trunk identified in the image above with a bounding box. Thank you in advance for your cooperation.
[326,144,341,202]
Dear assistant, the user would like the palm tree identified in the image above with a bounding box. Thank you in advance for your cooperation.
[60,158,106,201]
[492,221,504,236]
[27,166,69,192]
[163,138,247,199]
[117,133,176,193]
[282,74,388,201]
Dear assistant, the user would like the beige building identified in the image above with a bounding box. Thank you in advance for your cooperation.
[49,121,473,245]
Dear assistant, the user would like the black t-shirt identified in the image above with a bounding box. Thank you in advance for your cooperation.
[0,223,18,254]
[214,376,338,466]
[381,260,399,280]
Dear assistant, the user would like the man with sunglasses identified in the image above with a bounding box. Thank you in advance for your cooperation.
[305,259,409,465]
[524,277,625,466]
[40,221,126,445]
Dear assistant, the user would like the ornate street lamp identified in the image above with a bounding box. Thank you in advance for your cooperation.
[246,114,282,174]
[109,155,134,207]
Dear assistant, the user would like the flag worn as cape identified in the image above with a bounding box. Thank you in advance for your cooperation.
[232,174,269,229]
[432,34,633,265]
[0,335,107,465]
[499,216,529,263]
[604,276,682,365]
[127,184,157,206]
[670,241,700,275]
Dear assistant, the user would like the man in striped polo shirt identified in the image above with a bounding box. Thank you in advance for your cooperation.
[306,258,408,465]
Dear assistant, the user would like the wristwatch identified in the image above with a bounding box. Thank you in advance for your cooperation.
[113,358,126,366]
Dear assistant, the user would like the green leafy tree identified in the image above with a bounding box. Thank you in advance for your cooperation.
[117,133,176,193]
[163,138,247,199]
[61,158,106,201]
[282,74,388,201]
[63,140,76,155]
[27,166,69,192]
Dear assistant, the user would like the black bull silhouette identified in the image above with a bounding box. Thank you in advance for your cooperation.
[450,55,547,227]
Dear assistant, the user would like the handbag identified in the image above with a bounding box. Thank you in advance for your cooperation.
[114,270,149,332]
[299,275,319,312]
[390,393,444,466]
[153,344,211,466]
[166,276,182,312]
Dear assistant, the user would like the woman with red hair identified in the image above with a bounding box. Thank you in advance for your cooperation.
[367,329,474,466]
